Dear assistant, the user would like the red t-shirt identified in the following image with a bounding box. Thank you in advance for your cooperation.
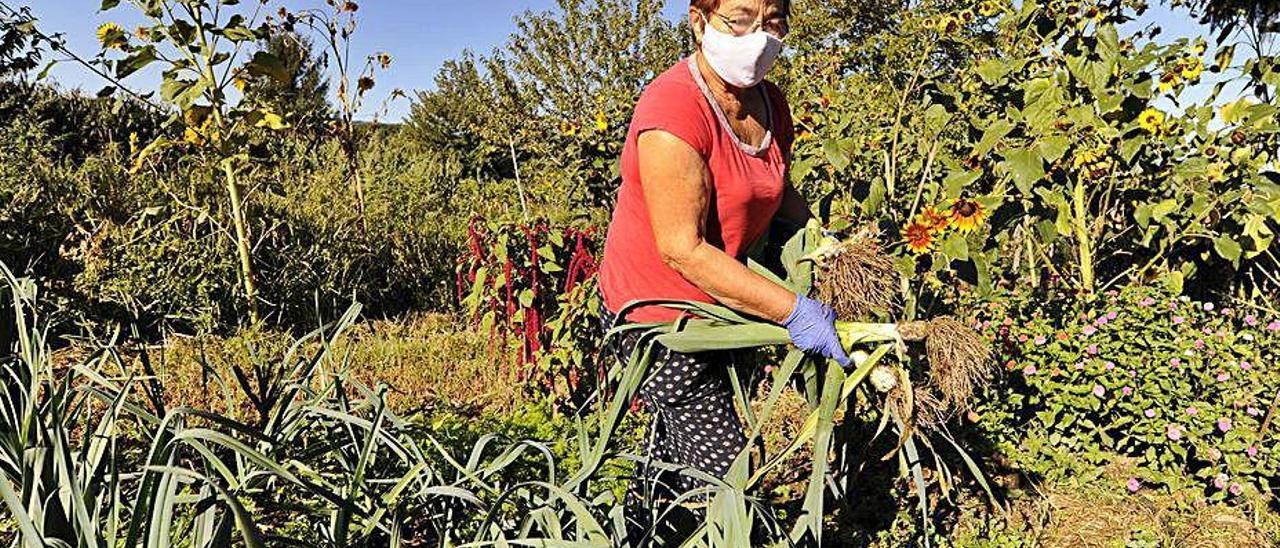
[599,56,794,322]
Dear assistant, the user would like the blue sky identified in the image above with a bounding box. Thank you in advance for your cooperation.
[25,1,1215,121]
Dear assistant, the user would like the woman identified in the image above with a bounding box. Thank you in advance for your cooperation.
[597,0,849,538]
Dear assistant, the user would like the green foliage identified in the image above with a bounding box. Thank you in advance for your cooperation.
[240,32,334,136]
[783,0,1280,303]
[406,0,684,216]
[972,283,1280,498]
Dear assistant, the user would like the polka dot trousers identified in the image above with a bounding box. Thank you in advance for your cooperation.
[599,306,747,537]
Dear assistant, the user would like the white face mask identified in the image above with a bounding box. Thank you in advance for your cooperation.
[698,13,783,89]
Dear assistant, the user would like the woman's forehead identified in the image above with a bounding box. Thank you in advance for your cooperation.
[716,0,786,14]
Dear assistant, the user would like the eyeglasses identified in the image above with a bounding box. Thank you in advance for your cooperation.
[706,10,789,39]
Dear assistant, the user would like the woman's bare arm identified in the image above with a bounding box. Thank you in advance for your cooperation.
[636,129,797,323]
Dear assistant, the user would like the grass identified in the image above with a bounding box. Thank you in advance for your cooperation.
[950,459,1280,547]
[88,312,519,420]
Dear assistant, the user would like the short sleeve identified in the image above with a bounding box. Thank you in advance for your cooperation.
[630,79,714,157]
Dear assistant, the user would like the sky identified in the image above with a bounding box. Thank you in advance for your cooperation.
[21,0,1219,122]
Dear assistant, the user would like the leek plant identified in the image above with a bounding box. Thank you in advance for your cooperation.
[565,221,1001,546]
[0,263,573,546]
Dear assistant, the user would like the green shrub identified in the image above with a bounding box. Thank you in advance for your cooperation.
[972,283,1280,499]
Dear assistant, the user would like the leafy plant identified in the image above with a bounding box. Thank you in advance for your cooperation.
[972,283,1280,499]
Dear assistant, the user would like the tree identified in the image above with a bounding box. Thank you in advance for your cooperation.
[241,32,333,135]
[0,4,47,79]
[406,0,685,213]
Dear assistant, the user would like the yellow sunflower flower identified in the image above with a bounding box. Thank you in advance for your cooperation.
[918,206,951,232]
[1206,161,1226,182]
[905,221,935,254]
[936,15,960,35]
[1158,72,1180,93]
[1180,57,1204,80]
[96,22,128,50]
[950,199,987,233]
[978,0,1001,17]
[1072,148,1100,170]
[1138,108,1165,135]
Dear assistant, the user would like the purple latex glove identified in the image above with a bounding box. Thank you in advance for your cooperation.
[782,294,851,367]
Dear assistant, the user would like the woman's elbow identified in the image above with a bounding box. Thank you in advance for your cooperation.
[657,240,701,274]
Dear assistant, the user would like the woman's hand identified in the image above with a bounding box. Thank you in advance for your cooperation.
[782,294,851,367]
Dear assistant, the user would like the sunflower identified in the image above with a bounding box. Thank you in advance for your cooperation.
[1071,147,1100,170]
[905,221,934,254]
[1206,161,1227,183]
[935,15,960,34]
[950,199,987,233]
[595,112,608,132]
[1138,108,1165,135]
[96,22,128,50]
[917,206,951,232]
[1158,72,1180,93]
[1180,57,1204,80]
[1084,4,1104,22]
[977,0,1001,17]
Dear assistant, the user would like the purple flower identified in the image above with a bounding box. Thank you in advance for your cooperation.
[1129,369,1138,377]
[1247,406,1261,416]
[1083,325,1097,336]
[1167,424,1183,440]
[1222,307,1234,316]
[1122,386,1133,396]
[1092,385,1106,397]
[1194,339,1205,349]
[1247,445,1259,458]
[1218,417,1232,432]
[1023,364,1038,375]
[1034,335,1047,345]
[1186,406,1199,415]
[1268,320,1280,332]
[1170,357,1183,367]
[1139,296,1156,307]
[1214,473,1229,490]
[1203,326,1214,335]
[1245,314,1258,326]
[1229,483,1243,496]
[1203,302,1215,312]
[1240,361,1252,370]
[1144,408,1157,418]
[1096,316,1109,326]
[1216,372,1230,382]
[1105,361,1116,370]
[1172,316,1186,325]
[1075,361,1086,370]
[1086,344,1099,355]
[1127,478,1141,492]
[1107,310,1119,320]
